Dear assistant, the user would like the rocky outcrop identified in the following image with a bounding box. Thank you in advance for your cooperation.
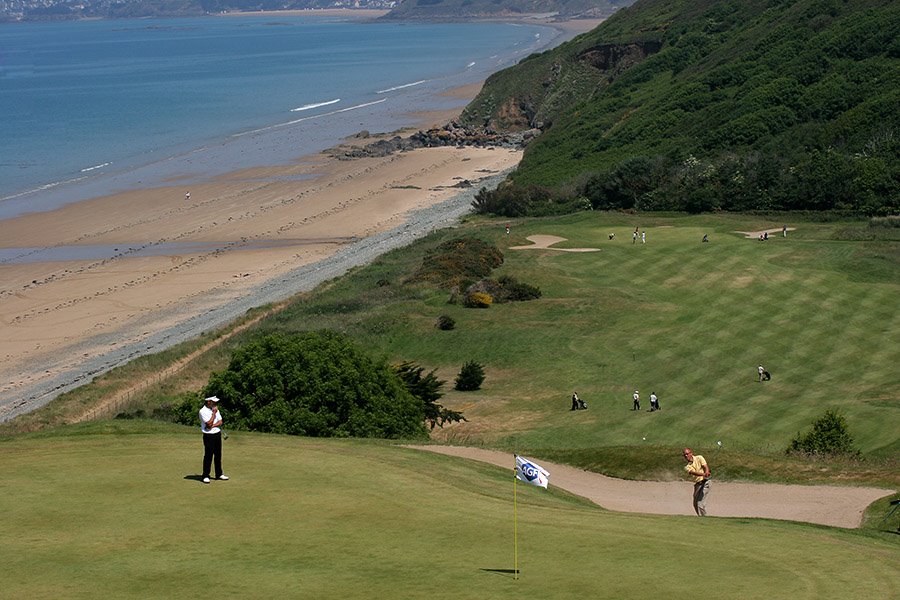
[329,120,541,160]
[577,40,662,79]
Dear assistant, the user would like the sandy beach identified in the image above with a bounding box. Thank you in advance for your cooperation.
[0,137,520,420]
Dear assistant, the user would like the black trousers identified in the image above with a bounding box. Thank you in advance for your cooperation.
[202,432,223,479]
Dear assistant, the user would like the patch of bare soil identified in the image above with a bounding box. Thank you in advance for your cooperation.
[404,445,894,529]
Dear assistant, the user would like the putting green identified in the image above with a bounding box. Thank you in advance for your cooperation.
[1,426,897,599]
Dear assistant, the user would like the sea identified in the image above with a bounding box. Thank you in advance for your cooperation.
[0,14,560,220]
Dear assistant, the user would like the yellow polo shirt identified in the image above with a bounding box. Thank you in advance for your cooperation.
[685,455,708,483]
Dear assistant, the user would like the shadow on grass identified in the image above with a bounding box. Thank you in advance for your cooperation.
[183,474,206,482]
[480,568,519,578]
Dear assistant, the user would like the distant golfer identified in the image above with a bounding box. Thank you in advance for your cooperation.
[758,365,765,382]
[683,448,711,516]
[571,391,586,410]
[199,396,229,484]
[632,390,640,411]
[649,392,659,412]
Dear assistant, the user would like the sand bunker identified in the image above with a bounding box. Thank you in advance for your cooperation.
[510,235,600,252]
[405,445,894,529]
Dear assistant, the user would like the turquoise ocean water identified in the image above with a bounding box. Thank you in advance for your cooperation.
[0,15,557,219]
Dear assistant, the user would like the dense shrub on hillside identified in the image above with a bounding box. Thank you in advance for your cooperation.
[472,181,590,217]
[463,291,493,308]
[572,148,900,215]
[393,361,465,430]
[177,331,427,439]
[168,391,205,425]
[455,361,485,391]
[787,409,858,457]
[498,276,542,301]
[436,315,456,330]
[409,237,503,288]
[581,155,668,210]
[464,275,542,303]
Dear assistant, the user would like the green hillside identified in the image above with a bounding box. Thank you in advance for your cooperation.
[462,0,900,214]
[1,423,897,598]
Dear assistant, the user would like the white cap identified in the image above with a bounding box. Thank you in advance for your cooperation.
[205,396,220,403]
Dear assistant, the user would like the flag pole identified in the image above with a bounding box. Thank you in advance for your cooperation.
[514,462,519,580]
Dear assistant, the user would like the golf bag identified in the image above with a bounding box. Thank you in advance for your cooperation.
[762,370,771,381]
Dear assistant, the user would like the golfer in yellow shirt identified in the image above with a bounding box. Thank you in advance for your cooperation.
[683,448,711,516]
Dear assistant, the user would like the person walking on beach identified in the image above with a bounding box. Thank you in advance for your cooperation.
[683,448,711,516]
[199,396,229,484]
[632,390,640,411]
[185,191,191,202]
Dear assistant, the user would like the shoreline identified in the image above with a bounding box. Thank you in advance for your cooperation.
[1,17,570,220]
[217,8,390,19]
[0,17,600,422]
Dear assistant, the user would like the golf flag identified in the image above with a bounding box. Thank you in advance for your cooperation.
[515,455,550,489]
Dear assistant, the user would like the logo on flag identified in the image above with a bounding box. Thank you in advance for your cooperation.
[515,455,549,489]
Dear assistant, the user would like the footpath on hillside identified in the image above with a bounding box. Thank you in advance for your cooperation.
[405,445,895,529]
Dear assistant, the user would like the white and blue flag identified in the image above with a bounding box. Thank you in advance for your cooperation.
[515,455,550,489]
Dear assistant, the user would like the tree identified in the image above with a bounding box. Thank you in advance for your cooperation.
[787,409,858,456]
[455,361,485,391]
[393,361,465,430]
[197,331,427,439]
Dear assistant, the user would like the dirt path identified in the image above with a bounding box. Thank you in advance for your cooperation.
[405,445,895,529]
